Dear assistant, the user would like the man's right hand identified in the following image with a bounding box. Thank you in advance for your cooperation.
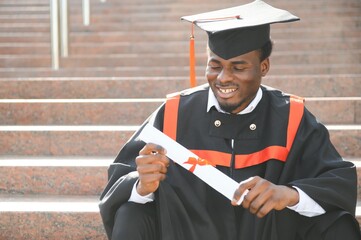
[135,143,169,196]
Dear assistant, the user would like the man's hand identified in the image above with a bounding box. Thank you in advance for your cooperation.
[231,176,299,218]
[135,143,169,196]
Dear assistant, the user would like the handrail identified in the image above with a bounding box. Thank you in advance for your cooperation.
[82,0,90,26]
[49,0,106,70]
[60,0,69,57]
[50,0,60,70]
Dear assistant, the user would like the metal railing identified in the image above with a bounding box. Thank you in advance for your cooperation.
[49,0,106,70]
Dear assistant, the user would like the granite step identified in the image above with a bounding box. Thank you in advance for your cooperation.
[0,125,135,157]
[0,51,360,68]
[0,97,359,125]
[0,188,360,239]
[2,17,360,33]
[69,29,361,42]
[1,157,360,197]
[1,38,359,55]
[1,65,361,77]
[1,26,360,44]
[0,75,359,99]
[1,0,359,13]
[0,195,107,240]
[0,99,162,125]
[0,198,359,239]
[0,125,359,157]
[0,157,111,195]
[67,15,361,27]
[75,30,359,43]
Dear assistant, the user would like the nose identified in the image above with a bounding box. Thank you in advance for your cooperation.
[217,68,233,83]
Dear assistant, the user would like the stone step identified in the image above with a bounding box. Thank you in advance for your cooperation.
[1,38,360,55]
[0,99,162,125]
[1,17,360,33]
[1,25,360,43]
[0,50,360,68]
[3,2,357,17]
[0,15,48,24]
[0,75,359,98]
[1,157,361,197]
[0,192,360,239]
[1,0,359,14]
[0,125,359,157]
[0,157,111,195]
[0,195,107,239]
[0,196,359,239]
[0,64,360,77]
[0,125,136,157]
[0,97,359,125]
[38,26,361,40]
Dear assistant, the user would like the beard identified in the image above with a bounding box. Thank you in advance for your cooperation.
[217,94,255,114]
[219,100,245,114]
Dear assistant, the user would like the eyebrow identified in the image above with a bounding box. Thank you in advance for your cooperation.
[209,58,248,65]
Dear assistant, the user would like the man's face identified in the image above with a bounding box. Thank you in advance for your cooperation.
[206,49,269,114]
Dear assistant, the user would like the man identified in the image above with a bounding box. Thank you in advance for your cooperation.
[99,1,361,239]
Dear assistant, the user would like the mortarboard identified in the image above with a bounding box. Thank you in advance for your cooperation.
[181,0,300,87]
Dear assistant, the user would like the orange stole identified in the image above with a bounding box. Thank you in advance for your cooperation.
[163,94,304,169]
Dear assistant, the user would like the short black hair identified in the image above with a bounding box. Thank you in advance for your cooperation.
[258,40,273,61]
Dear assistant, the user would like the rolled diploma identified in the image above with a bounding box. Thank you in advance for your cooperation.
[138,123,247,204]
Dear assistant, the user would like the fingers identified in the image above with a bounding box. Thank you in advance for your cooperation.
[135,143,170,195]
[135,143,169,169]
[245,186,274,217]
[231,176,256,205]
[139,143,167,156]
[232,176,295,218]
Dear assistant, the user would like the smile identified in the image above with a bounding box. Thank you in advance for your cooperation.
[219,88,236,94]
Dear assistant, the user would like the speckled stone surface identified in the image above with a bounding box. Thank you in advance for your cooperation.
[0,75,360,99]
[329,129,361,158]
[0,131,133,156]
[0,166,108,195]
[305,99,360,124]
[0,128,359,157]
[0,101,160,125]
[0,211,107,240]
[0,99,359,125]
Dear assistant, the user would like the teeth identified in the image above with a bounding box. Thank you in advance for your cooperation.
[219,88,236,94]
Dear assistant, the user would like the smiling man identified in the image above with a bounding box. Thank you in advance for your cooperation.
[99,1,360,240]
[206,49,267,114]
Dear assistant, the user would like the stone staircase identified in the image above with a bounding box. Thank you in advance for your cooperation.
[0,0,360,238]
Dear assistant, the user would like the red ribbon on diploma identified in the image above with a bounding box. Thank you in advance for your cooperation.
[184,157,215,172]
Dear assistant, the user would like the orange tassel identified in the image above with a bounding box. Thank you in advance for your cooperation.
[189,23,197,88]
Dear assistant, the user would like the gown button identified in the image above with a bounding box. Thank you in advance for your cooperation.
[249,123,257,131]
[214,120,221,127]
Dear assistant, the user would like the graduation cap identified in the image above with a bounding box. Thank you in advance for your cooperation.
[181,0,300,87]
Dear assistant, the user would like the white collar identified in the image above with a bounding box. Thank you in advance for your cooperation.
[207,87,263,115]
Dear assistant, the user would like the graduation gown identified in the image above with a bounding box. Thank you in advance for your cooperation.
[99,84,359,240]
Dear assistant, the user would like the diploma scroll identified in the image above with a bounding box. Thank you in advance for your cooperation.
[138,124,247,204]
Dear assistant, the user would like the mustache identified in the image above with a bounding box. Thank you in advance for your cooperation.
[215,83,238,88]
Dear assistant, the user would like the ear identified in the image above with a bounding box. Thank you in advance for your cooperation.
[260,58,270,77]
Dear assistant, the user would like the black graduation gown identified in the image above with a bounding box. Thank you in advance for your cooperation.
[99,84,359,240]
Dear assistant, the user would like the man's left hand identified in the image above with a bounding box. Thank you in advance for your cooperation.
[231,176,299,218]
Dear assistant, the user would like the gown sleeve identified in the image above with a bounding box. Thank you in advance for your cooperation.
[285,108,357,215]
[98,103,165,239]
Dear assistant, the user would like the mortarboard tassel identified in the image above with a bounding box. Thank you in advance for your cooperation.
[189,23,196,88]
